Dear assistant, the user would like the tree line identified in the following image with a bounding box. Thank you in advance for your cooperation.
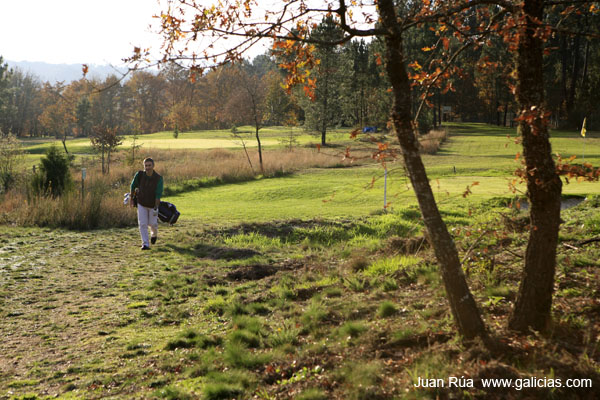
[1,5,598,143]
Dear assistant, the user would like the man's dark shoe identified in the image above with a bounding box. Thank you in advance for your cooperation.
[141,245,150,250]
[151,236,157,245]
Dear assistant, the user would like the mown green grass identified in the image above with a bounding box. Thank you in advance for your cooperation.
[152,123,599,222]
[164,167,599,223]
[17,126,350,155]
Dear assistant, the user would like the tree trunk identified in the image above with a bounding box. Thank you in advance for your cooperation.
[566,30,581,117]
[255,126,264,174]
[433,93,438,129]
[101,144,106,174]
[503,92,509,127]
[240,136,255,174]
[582,39,590,87]
[560,34,569,117]
[321,75,328,146]
[378,0,487,341]
[437,92,442,126]
[107,148,111,174]
[62,136,69,155]
[509,0,563,333]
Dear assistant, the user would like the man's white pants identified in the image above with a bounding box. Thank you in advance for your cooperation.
[137,205,158,247]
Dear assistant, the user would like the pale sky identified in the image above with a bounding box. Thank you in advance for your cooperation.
[1,0,164,65]
[1,1,377,66]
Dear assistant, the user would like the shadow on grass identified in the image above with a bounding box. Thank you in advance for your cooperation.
[165,243,261,260]
[226,264,277,281]
[205,219,362,240]
[163,171,295,196]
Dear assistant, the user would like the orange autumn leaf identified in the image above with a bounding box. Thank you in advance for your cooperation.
[442,37,450,50]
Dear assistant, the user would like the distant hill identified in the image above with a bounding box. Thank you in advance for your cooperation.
[5,60,127,83]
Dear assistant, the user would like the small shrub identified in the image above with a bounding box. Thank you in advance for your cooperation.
[381,277,398,291]
[573,255,599,267]
[223,342,271,368]
[269,321,300,347]
[205,296,227,315]
[227,298,249,316]
[377,301,398,318]
[203,370,256,400]
[31,145,72,197]
[392,322,429,342]
[301,301,328,333]
[484,285,514,300]
[407,263,440,286]
[339,321,368,339]
[344,256,370,272]
[228,329,261,348]
[324,287,343,298]
[232,315,263,335]
[343,276,368,292]
[165,329,221,350]
[334,361,383,400]
[153,385,193,400]
[187,348,220,377]
[364,255,420,277]
[213,285,229,295]
[246,302,270,315]
[296,388,329,400]
[203,382,243,400]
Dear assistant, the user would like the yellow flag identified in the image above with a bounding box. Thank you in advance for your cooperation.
[581,117,587,137]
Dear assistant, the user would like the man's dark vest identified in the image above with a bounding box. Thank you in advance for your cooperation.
[138,171,161,208]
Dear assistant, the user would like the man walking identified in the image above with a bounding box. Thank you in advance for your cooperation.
[130,157,163,250]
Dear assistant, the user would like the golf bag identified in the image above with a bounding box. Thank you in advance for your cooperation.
[158,201,180,224]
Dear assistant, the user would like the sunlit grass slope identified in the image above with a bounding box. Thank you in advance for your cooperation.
[165,123,600,223]
[18,126,350,155]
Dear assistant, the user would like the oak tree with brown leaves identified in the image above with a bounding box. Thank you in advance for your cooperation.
[143,0,599,339]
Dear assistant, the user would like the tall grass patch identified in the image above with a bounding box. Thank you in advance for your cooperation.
[103,147,363,194]
[334,361,384,400]
[364,255,421,277]
[202,370,257,400]
[377,301,398,318]
[419,129,448,154]
[223,341,272,368]
[154,385,193,400]
[286,215,417,247]
[269,321,301,348]
[224,232,282,251]
[2,184,136,229]
[301,299,329,335]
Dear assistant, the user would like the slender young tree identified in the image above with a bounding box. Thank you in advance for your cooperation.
[90,125,123,174]
[239,68,267,174]
[378,0,488,339]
